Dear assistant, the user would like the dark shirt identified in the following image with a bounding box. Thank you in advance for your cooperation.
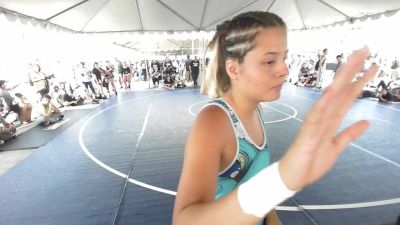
[0,90,19,113]
[185,59,191,71]
[381,92,395,102]
[92,68,102,80]
[362,90,377,98]
[106,65,114,73]
[122,67,131,75]
[0,91,14,108]
[151,61,161,71]
[117,62,123,74]
[163,60,172,69]
[300,67,309,76]
[190,60,200,74]
[164,77,174,85]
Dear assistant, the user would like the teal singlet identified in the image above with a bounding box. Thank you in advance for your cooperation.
[209,99,271,225]
[208,99,271,198]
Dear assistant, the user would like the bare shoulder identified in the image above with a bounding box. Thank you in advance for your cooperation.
[191,104,232,144]
[196,104,230,127]
[184,103,234,167]
[174,104,233,212]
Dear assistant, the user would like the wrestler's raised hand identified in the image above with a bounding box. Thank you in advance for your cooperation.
[279,46,378,191]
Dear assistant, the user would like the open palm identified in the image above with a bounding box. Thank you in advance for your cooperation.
[280,47,378,191]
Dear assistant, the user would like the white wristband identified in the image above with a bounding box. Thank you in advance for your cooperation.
[237,162,296,218]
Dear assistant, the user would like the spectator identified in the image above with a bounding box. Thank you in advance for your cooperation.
[315,48,328,89]
[294,63,311,86]
[100,65,118,96]
[190,56,200,87]
[102,63,118,96]
[122,62,132,89]
[51,85,83,107]
[185,55,192,85]
[29,64,52,99]
[163,75,175,90]
[114,59,124,89]
[175,69,187,89]
[77,62,98,99]
[151,67,162,88]
[179,59,186,77]
[333,54,343,76]
[37,95,64,127]
[92,62,107,99]
[0,115,16,145]
[376,79,392,92]
[359,88,400,103]
[141,60,148,81]
[14,93,33,124]
[0,80,20,115]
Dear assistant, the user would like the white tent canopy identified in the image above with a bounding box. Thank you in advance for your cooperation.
[0,0,399,83]
[0,0,399,33]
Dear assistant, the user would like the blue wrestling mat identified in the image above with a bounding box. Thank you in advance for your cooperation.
[0,86,398,225]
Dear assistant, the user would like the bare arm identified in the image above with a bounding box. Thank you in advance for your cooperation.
[378,93,389,103]
[44,107,53,118]
[265,210,282,225]
[3,83,22,91]
[50,103,61,113]
[319,55,326,67]
[30,72,46,82]
[173,106,262,225]
[279,47,378,190]
[0,116,9,126]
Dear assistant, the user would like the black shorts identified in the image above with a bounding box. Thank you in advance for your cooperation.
[38,88,49,96]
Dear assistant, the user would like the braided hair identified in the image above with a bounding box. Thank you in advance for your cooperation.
[201,11,286,99]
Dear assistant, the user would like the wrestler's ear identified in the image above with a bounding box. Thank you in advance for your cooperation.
[226,59,240,81]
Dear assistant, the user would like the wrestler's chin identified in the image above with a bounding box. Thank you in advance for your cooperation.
[262,86,282,102]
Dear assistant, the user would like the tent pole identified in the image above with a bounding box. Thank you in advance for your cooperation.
[156,0,198,29]
[293,0,307,30]
[134,0,144,32]
[316,0,353,20]
[47,0,90,21]
[192,39,194,55]
[204,0,260,28]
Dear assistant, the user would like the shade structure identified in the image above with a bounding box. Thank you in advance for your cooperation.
[0,0,399,33]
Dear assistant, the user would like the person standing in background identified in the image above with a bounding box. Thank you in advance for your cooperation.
[190,56,200,87]
[315,48,328,89]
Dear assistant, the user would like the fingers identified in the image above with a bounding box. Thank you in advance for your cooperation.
[335,64,378,117]
[351,64,379,95]
[314,48,378,124]
[332,120,369,154]
[307,46,372,122]
[317,63,376,140]
[303,89,332,124]
[299,47,375,157]
[329,46,370,91]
